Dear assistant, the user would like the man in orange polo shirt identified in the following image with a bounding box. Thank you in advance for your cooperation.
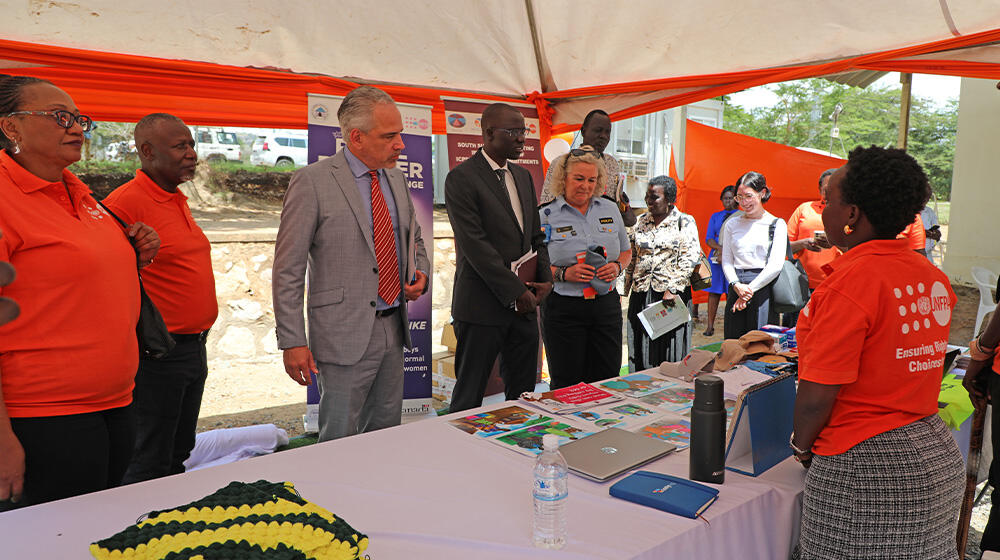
[102,113,218,483]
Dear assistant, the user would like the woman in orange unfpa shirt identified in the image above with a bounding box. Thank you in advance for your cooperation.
[791,146,962,559]
[0,76,159,510]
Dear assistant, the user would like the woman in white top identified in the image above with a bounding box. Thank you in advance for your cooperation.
[721,171,787,339]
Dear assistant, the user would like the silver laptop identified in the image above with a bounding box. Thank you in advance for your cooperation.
[559,428,676,482]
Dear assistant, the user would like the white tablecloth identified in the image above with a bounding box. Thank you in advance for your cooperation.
[0,402,805,559]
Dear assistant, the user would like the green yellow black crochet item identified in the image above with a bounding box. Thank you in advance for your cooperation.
[89,480,368,560]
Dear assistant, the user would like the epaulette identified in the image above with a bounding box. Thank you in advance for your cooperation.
[538,199,556,208]
[600,194,617,203]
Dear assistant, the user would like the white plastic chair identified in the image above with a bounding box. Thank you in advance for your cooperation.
[972,266,998,336]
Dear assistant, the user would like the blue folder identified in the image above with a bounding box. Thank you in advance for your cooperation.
[724,372,796,476]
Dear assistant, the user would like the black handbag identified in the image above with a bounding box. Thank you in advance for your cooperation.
[98,202,175,359]
[677,215,712,291]
[765,219,810,314]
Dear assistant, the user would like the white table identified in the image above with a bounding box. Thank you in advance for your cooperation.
[0,402,805,559]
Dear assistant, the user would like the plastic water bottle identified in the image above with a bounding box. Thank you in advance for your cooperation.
[532,433,568,549]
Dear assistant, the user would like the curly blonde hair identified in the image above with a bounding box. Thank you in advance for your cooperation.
[548,147,607,198]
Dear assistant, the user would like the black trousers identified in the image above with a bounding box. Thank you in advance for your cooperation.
[542,291,623,390]
[723,268,773,340]
[450,316,539,414]
[122,336,208,484]
[0,404,134,511]
[628,287,692,371]
[980,373,1000,551]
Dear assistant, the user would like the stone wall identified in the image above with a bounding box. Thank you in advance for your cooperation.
[208,243,279,360]
[203,220,459,369]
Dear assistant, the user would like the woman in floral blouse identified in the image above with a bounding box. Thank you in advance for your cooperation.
[625,176,701,370]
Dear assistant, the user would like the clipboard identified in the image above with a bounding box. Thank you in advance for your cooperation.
[723,372,796,476]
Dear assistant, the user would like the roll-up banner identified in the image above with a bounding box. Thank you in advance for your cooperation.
[302,93,434,432]
[442,98,543,197]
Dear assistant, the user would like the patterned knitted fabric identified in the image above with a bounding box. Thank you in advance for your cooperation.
[90,480,368,560]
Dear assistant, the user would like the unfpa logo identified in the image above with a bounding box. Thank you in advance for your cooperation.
[653,483,675,494]
[894,280,951,334]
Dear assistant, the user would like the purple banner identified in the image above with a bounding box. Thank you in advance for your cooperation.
[303,94,435,429]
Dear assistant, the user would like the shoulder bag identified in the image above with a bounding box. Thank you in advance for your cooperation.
[677,215,712,291]
[98,201,175,359]
[765,219,810,314]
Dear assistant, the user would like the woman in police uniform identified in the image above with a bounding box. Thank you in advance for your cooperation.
[539,146,631,389]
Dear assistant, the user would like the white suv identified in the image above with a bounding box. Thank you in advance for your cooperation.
[251,132,308,168]
[191,127,242,162]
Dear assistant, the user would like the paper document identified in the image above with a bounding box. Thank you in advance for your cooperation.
[637,299,690,340]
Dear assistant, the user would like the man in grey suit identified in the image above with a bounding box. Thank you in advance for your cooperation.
[445,103,552,413]
[273,86,429,441]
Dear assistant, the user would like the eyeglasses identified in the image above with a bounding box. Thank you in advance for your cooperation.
[5,110,95,132]
[492,127,527,138]
[563,146,599,170]
[734,193,758,202]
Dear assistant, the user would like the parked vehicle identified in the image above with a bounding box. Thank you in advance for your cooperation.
[191,127,242,162]
[250,132,308,168]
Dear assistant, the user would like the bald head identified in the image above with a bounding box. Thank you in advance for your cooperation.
[481,103,525,165]
[481,103,520,132]
[134,113,187,153]
[134,113,197,191]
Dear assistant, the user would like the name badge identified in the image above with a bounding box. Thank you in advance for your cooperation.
[599,217,614,224]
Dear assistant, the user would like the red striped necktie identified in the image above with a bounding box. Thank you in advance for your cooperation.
[368,170,401,305]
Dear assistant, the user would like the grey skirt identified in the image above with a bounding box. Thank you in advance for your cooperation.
[796,414,964,560]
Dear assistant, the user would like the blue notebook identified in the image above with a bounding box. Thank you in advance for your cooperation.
[608,471,719,519]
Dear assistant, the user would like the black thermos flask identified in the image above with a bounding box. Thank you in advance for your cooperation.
[689,375,725,483]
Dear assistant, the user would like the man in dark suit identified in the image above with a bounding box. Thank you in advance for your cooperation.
[274,86,429,441]
[445,103,552,413]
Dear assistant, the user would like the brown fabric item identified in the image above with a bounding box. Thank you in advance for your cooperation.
[659,349,717,380]
[714,330,781,370]
[738,330,778,356]
[714,339,747,371]
[754,354,789,364]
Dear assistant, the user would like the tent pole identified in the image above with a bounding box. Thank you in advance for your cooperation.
[898,72,912,150]
[524,0,553,93]
[672,106,688,180]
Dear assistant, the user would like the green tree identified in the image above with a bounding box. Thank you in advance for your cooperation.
[723,78,957,198]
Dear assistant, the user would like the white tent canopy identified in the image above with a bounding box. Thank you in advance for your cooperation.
[3,1,1000,129]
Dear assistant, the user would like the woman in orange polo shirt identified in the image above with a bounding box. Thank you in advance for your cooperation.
[0,76,159,509]
[791,146,962,559]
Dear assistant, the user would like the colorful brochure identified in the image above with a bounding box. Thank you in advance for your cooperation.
[635,417,692,450]
[448,405,551,438]
[490,420,595,457]
[597,373,677,399]
[637,386,696,415]
[569,402,663,431]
